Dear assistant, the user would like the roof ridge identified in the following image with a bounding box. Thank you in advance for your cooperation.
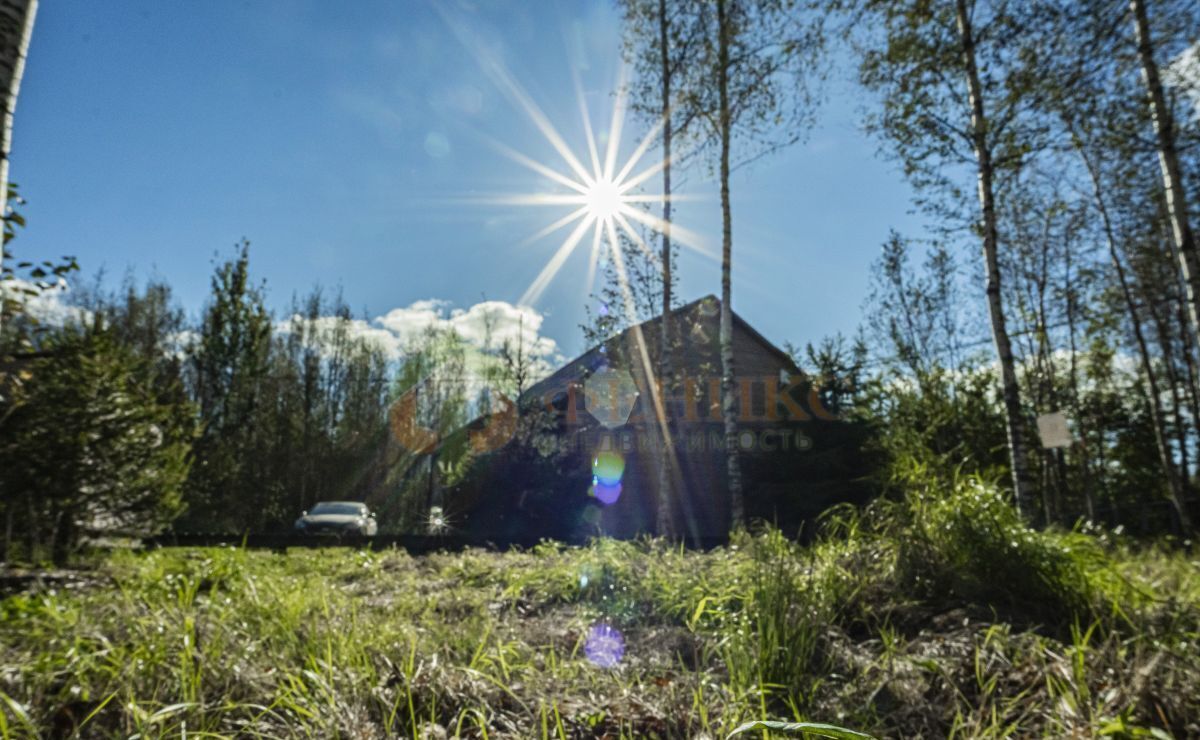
[519,294,796,405]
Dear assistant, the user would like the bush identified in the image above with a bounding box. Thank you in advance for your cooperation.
[896,474,1116,627]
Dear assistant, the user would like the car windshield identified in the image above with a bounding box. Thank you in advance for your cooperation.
[309,503,364,516]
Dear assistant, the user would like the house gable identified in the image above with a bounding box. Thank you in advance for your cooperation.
[520,295,800,418]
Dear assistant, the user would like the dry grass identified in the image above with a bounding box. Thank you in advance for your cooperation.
[0,485,1197,738]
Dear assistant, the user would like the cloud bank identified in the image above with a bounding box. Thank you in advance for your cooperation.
[0,279,92,327]
[283,298,563,370]
[3,282,563,382]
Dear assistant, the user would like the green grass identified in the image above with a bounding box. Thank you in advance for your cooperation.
[0,481,1197,738]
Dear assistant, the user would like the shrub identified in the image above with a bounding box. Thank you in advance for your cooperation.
[897,475,1113,627]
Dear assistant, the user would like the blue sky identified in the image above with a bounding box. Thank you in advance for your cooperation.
[13,0,923,361]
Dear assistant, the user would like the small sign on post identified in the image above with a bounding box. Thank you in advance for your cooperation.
[1036,411,1073,449]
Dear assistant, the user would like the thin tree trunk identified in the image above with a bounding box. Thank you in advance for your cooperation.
[1076,140,1192,532]
[23,489,34,559]
[716,0,743,531]
[1176,295,1200,476]
[1144,272,1194,528]
[1131,0,1200,353]
[1,501,11,564]
[1099,433,1118,525]
[1163,226,1200,488]
[1032,216,1058,522]
[0,0,36,336]
[1144,283,1187,459]
[955,0,1035,515]
[51,509,73,566]
[656,0,675,539]
[1063,238,1096,521]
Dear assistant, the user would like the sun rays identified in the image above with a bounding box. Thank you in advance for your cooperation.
[495,73,666,308]
[430,8,704,541]
[438,17,710,308]
[504,75,722,308]
[497,76,717,308]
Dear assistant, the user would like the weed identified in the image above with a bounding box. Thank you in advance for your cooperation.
[0,492,1195,737]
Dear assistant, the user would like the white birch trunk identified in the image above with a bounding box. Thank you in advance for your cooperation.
[954,0,1035,515]
[656,0,675,539]
[717,0,744,531]
[0,0,35,248]
[1131,0,1200,361]
[0,0,36,336]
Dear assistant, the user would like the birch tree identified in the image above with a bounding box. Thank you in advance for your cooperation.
[0,0,36,337]
[1041,0,1197,530]
[853,0,1041,514]
[672,0,824,530]
[619,0,697,537]
[1129,0,1200,352]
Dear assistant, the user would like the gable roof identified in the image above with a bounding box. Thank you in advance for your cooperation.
[520,295,798,406]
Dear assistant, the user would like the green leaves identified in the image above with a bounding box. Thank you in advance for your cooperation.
[1,183,80,339]
[1,326,194,563]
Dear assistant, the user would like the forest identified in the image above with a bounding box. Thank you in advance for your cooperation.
[1,0,1200,737]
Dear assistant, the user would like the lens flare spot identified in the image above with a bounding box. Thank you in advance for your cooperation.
[584,367,639,428]
[592,450,625,484]
[580,504,602,526]
[738,430,756,450]
[426,506,450,534]
[591,480,622,505]
[584,623,625,668]
[423,131,451,158]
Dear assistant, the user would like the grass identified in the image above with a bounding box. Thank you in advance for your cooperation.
[0,479,1197,738]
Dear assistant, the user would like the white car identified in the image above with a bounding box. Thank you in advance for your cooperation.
[294,501,378,538]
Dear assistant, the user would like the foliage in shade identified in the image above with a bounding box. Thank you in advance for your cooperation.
[892,472,1124,627]
[0,326,194,563]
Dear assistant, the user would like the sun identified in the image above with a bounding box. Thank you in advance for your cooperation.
[434,6,711,309]
[585,177,624,222]
[485,79,714,310]
[455,51,713,309]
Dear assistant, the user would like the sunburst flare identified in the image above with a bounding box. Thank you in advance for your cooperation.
[501,77,711,308]
[440,7,703,540]
[437,4,712,309]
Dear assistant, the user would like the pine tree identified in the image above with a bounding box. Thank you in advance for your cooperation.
[1,325,193,563]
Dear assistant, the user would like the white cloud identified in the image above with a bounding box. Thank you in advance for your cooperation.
[279,298,562,374]
[4,285,564,404]
[0,278,92,327]
[445,300,558,357]
[1168,41,1200,119]
[277,313,406,362]
[374,299,448,340]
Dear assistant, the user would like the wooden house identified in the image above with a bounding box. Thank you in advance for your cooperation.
[441,296,873,544]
